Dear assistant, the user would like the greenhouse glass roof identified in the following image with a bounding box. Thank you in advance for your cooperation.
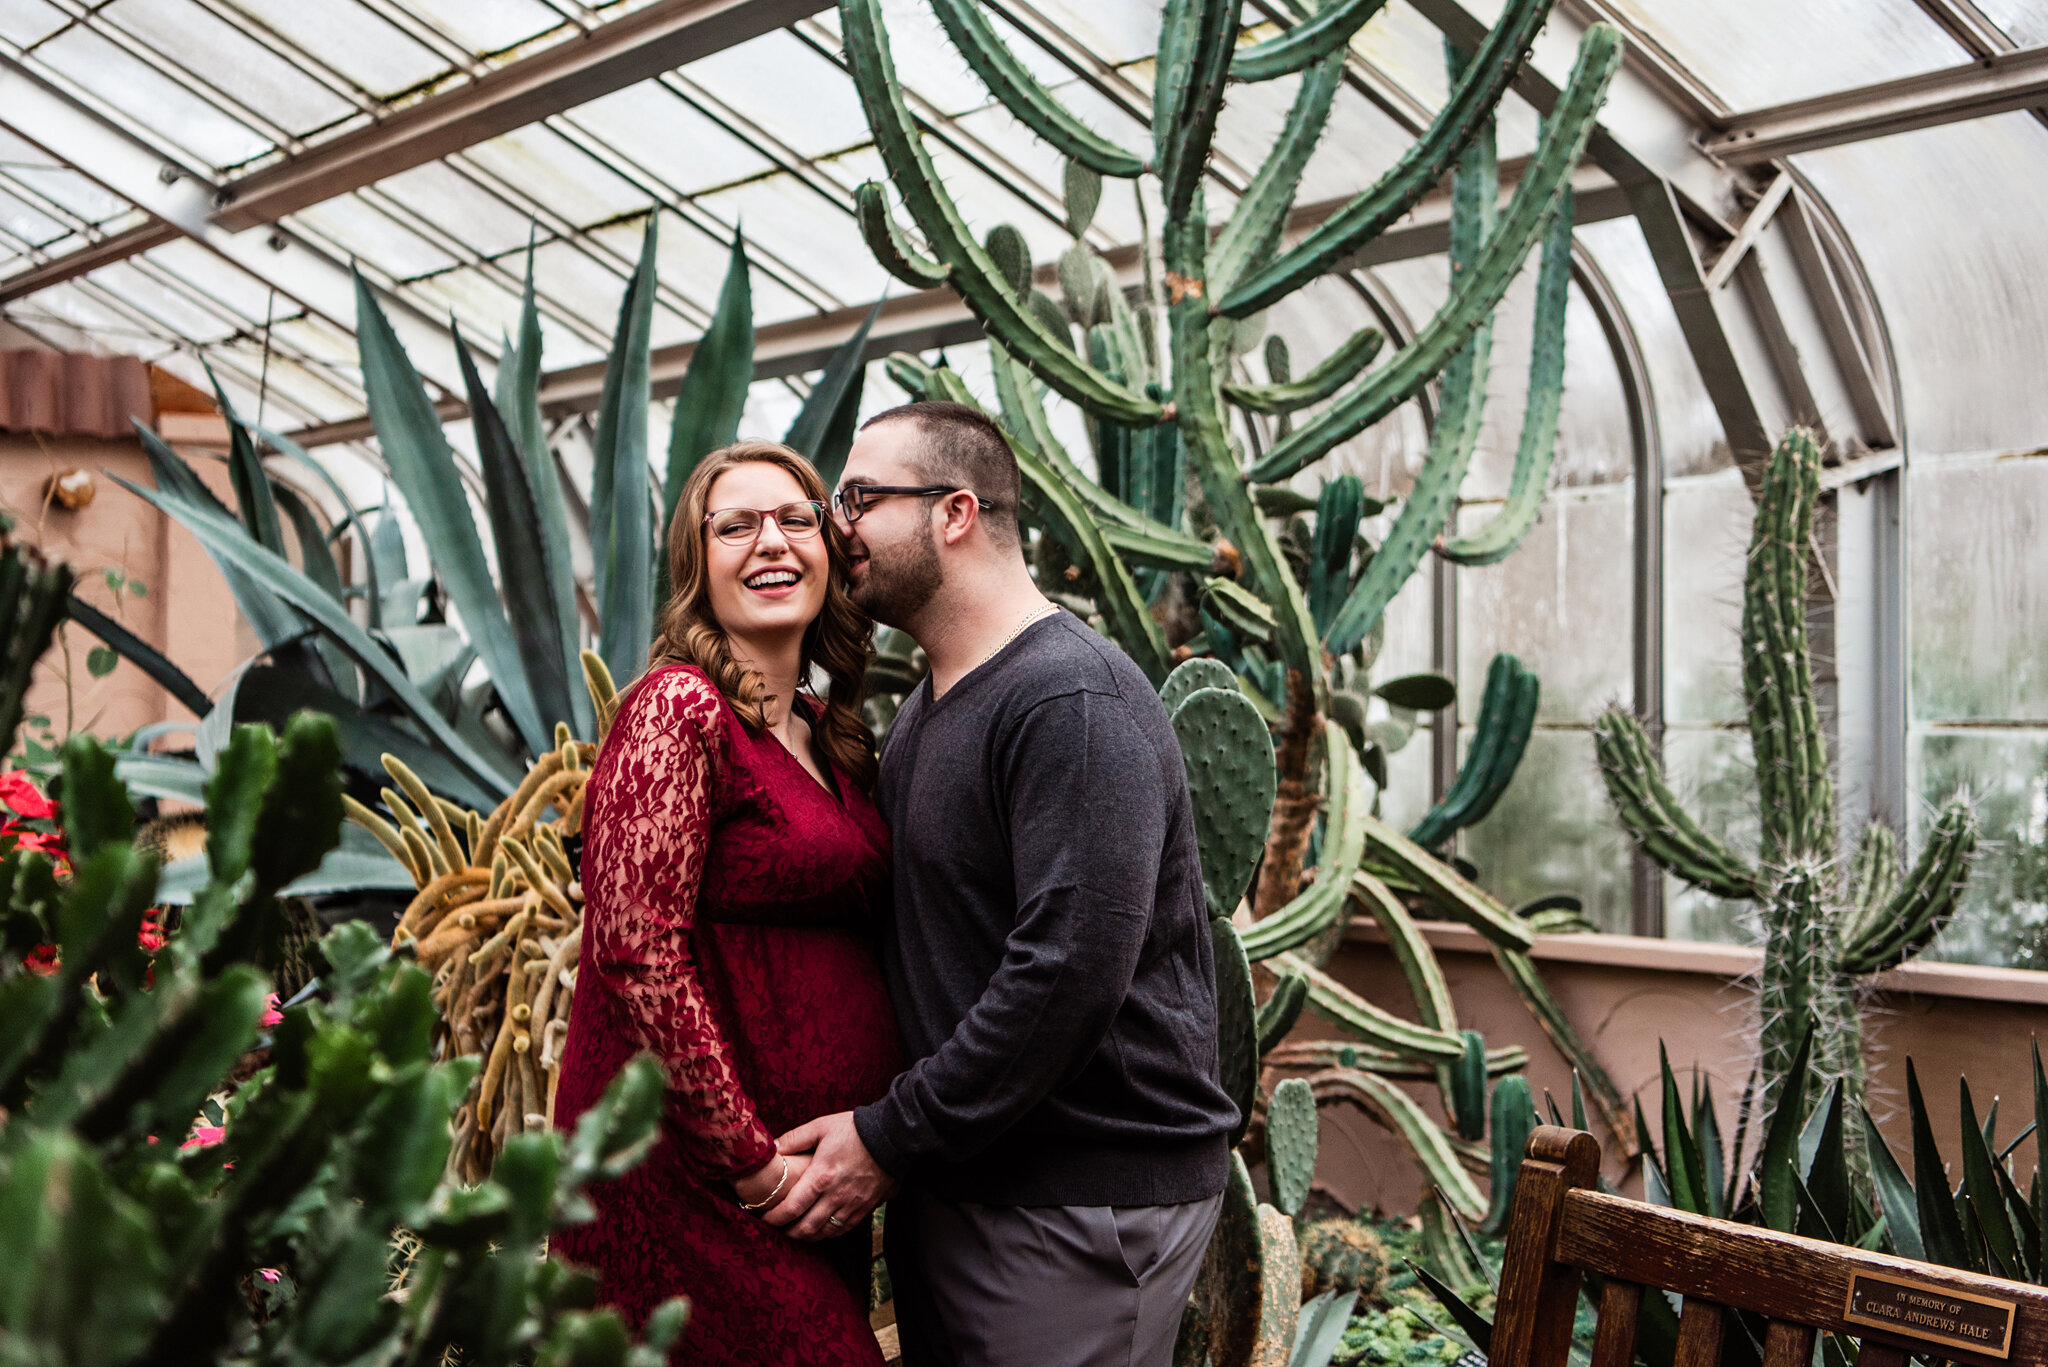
[4,0,2048,960]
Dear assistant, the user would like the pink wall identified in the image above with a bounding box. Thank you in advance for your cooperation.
[1,422,252,744]
[1295,924,2047,1214]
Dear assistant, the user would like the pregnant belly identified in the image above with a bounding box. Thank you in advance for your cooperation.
[697,922,903,1137]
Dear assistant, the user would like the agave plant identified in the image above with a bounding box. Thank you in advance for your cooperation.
[84,222,875,857]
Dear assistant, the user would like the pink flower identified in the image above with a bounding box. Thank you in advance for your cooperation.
[0,768,54,820]
[260,993,282,1027]
[257,1268,280,1284]
[180,1125,226,1152]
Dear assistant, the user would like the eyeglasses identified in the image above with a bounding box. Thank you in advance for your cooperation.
[831,484,993,524]
[703,501,829,546]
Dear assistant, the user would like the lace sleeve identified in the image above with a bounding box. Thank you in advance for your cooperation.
[580,667,777,1182]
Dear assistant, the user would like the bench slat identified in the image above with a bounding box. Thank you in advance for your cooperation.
[1671,1297,1726,1367]
[1761,1318,1816,1367]
[1588,1278,1643,1367]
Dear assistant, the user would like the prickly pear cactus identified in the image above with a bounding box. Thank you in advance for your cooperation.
[1595,427,1979,1144]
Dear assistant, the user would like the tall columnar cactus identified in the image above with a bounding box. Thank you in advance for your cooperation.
[1595,428,1979,1133]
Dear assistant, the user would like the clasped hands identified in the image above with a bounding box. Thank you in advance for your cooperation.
[733,1110,894,1241]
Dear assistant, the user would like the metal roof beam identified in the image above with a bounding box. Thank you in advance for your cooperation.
[280,167,1630,449]
[0,0,831,303]
[1703,43,2048,163]
[0,54,467,396]
[0,221,179,303]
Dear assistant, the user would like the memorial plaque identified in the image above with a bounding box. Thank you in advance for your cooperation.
[1843,1271,2016,1359]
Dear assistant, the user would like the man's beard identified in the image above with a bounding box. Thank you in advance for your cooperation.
[849,519,942,627]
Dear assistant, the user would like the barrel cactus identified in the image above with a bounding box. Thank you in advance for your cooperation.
[1594,427,1978,1137]
[1298,1220,1389,1303]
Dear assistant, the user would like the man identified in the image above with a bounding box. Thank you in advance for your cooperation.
[763,401,1236,1365]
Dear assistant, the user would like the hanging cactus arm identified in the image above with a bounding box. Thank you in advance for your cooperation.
[1154,0,1240,220]
[1218,0,1557,317]
[1280,952,1467,1062]
[1223,326,1386,415]
[1254,969,1310,1054]
[928,0,1143,177]
[1307,1067,1487,1218]
[1592,707,1758,900]
[1409,654,1538,848]
[1241,723,1370,960]
[1438,191,1574,566]
[1245,26,1625,483]
[1229,0,1395,81]
[1839,802,1978,975]
[1166,214,1321,689]
[988,345,1210,570]
[1361,812,1536,950]
[1201,577,1278,647]
[1489,944,1636,1152]
[840,0,1163,425]
[1745,427,1833,866]
[1350,871,1458,1034]
[1210,49,1347,296]
[925,369,1171,679]
[1307,475,1368,634]
[854,181,950,288]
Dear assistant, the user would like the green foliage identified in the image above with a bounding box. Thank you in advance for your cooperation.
[1595,430,1980,1138]
[0,557,684,1363]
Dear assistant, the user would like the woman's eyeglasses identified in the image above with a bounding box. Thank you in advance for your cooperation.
[831,484,993,524]
[703,501,829,546]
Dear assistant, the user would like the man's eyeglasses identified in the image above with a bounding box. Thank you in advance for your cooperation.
[703,501,829,546]
[831,484,993,524]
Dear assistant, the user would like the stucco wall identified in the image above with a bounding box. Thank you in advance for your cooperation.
[0,423,252,742]
[1296,923,2047,1214]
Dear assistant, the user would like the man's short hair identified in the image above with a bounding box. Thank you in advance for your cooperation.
[860,401,1022,549]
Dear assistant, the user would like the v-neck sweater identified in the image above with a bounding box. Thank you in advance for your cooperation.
[853,613,1235,1207]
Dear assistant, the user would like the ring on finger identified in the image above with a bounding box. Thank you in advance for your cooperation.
[826,1214,846,1228]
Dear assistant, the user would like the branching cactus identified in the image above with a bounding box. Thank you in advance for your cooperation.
[1595,428,1979,1135]
[840,0,1623,911]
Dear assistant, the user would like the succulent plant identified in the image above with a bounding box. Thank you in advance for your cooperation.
[0,531,683,1365]
[1299,1219,1389,1303]
[1594,428,1979,1139]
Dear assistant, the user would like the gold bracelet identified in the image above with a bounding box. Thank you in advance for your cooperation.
[738,1155,790,1211]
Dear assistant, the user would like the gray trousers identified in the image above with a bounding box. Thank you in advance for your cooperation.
[887,1188,1223,1367]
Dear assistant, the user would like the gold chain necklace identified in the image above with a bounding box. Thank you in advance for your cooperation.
[970,602,1058,675]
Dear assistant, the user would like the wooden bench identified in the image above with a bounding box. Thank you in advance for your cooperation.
[1489,1126,2048,1367]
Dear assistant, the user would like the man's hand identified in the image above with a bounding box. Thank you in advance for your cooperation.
[763,1111,895,1241]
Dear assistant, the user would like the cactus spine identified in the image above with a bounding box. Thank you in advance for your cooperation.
[1595,428,1980,1138]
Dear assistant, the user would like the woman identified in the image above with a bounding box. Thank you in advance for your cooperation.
[551,442,899,1366]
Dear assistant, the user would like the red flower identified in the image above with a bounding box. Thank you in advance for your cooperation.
[23,943,59,976]
[180,1125,226,1152]
[0,768,55,820]
[137,912,166,954]
[260,993,282,1027]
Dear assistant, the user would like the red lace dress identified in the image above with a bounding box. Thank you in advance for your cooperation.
[552,664,900,1366]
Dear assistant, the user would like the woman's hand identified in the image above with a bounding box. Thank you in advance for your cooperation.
[733,1152,811,1214]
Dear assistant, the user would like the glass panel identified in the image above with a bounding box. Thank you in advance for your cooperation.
[560,83,777,196]
[103,0,357,138]
[402,0,566,57]
[1917,730,2048,969]
[1660,727,1756,945]
[92,259,244,343]
[1027,0,1163,67]
[682,31,869,162]
[366,163,536,259]
[32,25,271,170]
[1795,116,2048,461]
[0,186,69,247]
[293,195,462,281]
[1457,482,1631,725]
[224,0,448,104]
[1461,728,1633,932]
[0,0,66,46]
[459,125,654,228]
[1358,2,1452,110]
[1664,466,1751,725]
[694,177,889,309]
[1974,0,2048,44]
[1599,0,1959,109]
[1909,451,2048,723]
[138,238,292,322]
[1576,218,1728,478]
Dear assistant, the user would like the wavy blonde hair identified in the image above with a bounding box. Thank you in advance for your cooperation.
[642,440,876,790]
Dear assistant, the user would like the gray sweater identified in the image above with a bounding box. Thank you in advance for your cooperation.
[853,612,1236,1207]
